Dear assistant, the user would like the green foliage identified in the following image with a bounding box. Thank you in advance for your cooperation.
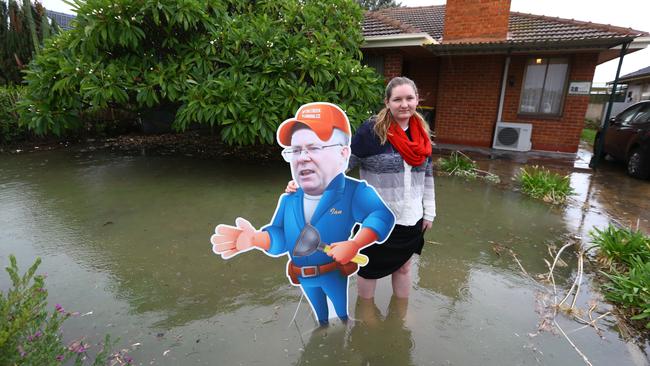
[22,0,39,56]
[19,0,385,144]
[0,85,29,143]
[518,166,573,204]
[1,0,58,85]
[357,0,401,11]
[590,225,650,268]
[590,226,650,329]
[0,254,131,365]
[581,128,596,146]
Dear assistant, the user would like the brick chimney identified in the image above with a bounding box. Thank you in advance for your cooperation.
[443,0,511,43]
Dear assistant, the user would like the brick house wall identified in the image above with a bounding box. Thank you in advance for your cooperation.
[502,53,599,152]
[368,49,599,153]
[434,55,505,146]
[383,53,403,80]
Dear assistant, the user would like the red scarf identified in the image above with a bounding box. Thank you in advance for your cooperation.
[387,116,432,166]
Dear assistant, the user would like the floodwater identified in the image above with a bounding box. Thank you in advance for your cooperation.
[1,149,648,366]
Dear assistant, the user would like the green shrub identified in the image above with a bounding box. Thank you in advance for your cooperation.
[19,0,384,145]
[590,226,650,329]
[0,255,131,365]
[0,85,29,144]
[518,166,573,204]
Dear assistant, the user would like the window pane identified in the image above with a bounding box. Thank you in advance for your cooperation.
[540,62,568,115]
[520,61,546,113]
[617,104,642,123]
[631,104,650,124]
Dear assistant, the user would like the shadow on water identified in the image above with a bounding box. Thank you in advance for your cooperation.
[0,150,648,365]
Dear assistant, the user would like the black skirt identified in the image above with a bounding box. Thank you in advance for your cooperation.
[358,218,425,279]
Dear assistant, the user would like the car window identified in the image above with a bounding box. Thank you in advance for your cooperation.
[616,104,643,123]
[631,104,650,124]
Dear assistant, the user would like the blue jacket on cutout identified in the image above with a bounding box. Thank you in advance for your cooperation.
[261,173,394,322]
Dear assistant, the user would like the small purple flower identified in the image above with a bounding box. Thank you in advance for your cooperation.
[56,354,64,361]
[124,355,133,364]
[18,345,26,357]
[27,330,43,342]
[55,304,64,313]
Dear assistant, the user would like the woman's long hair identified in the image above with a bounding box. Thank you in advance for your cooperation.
[373,76,431,145]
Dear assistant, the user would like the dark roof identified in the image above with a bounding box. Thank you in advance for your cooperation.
[365,5,445,39]
[618,66,650,82]
[45,10,75,31]
[364,11,421,36]
[363,5,646,45]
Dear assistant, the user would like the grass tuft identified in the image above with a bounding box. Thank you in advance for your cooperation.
[581,128,597,146]
[590,226,650,329]
[518,166,573,204]
[437,151,500,183]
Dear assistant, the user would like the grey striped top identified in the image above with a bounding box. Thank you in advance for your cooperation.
[349,120,436,227]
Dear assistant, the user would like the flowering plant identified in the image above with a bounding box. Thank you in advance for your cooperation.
[0,255,131,365]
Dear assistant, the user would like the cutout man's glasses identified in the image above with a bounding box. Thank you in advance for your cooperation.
[281,144,342,162]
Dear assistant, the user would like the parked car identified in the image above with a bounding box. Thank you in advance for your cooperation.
[595,101,650,179]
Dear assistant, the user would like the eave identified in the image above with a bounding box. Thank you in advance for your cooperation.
[361,33,438,49]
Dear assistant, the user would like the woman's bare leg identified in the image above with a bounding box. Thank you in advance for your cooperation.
[357,276,378,299]
[391,258,412,298]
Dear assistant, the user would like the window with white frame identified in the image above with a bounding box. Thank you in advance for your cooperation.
[519,57,569,116]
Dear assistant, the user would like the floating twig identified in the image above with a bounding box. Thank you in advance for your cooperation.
[554,319,593,366]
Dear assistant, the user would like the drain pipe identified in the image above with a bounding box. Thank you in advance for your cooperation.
[590,41,631,168]
[496,54,511,123]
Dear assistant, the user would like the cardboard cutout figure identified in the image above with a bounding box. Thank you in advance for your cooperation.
[211,102,395,324]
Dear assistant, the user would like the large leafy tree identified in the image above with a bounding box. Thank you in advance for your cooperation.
[19,0,385,145]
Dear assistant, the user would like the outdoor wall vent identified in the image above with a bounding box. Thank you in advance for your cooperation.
[492,122,533,152]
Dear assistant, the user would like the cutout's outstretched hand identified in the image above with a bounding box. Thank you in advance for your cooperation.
[211,217,257,259]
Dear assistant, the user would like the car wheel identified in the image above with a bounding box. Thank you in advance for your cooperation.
[627,147,650,179]
[593,134,606,159]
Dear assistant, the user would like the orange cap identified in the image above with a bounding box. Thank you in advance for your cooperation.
[277,102,351,147]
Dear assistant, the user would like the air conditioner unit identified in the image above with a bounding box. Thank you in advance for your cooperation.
[492,122,532,151]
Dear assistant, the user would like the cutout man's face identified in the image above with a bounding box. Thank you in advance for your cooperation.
[289,129,348,196]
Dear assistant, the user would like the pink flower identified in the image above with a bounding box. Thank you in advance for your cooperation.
[55,304,65,313]
[68,340,88,354]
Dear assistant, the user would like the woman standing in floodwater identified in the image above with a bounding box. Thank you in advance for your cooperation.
[350,76,435,299]
[285,77,435,300]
